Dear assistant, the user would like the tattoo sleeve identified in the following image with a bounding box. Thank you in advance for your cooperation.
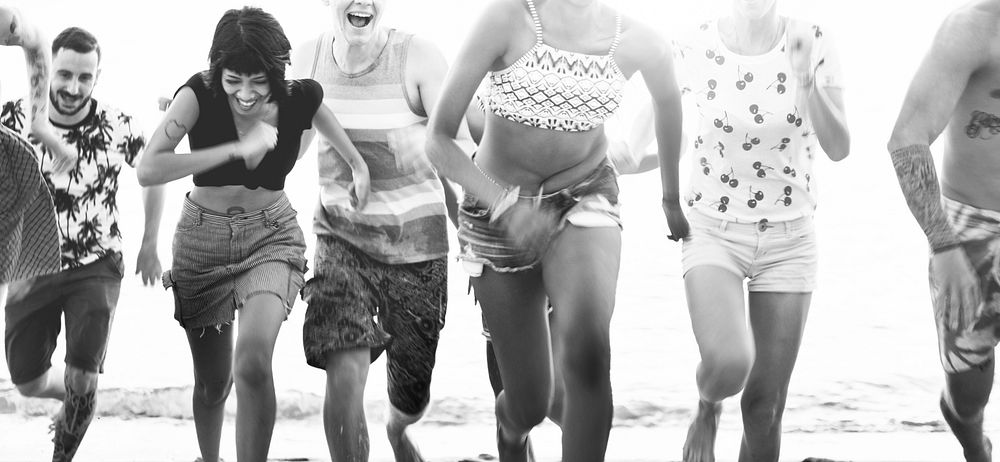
[23,43,49,131]
[889,144,961,251]
[3,11,20,45]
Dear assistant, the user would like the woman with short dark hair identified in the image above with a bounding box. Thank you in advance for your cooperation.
[138,7,369,462]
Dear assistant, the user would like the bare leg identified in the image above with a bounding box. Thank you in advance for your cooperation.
[14,363,66,400]
[386,403,425,462]
[186,323,235,462]
[50,365,98,462]
[323,347,370,462]
[474,267,550,462]
[942,356,994,462]
[544,226,620,462]
[233,294,285,462]
[683,267,752,462]
[738,292,810,462]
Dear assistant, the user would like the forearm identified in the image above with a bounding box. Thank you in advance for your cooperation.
[17,23,55,142]
[804,85,849,161]
[889,144,961,251]
[140,185,165,246]
[137,143,238,186]
[426,131,504,204]
[654,103,684,203]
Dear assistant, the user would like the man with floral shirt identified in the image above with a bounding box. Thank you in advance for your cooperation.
[1,26,163,461]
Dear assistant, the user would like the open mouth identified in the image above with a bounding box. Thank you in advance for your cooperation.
[346,12,373,28]
[235,97,258,111]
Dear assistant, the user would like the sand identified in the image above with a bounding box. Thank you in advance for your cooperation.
[0,414,967,461]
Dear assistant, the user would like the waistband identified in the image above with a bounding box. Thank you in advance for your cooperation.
[688,209,813,234]
[182,192,293,227]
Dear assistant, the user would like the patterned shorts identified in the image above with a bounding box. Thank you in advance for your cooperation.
[0,126,59,283]
[935,197,1000,374]
[302,235,447,414]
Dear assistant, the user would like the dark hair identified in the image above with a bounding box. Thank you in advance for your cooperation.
[52,26,101,62]
[205,6,291,102]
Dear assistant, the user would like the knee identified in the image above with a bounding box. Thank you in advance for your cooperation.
[558,335,611,391]
[700,347,754,395]
[15,376,49,398]
[233,350,272,389]
[501,392,548,430]
[64,367,99,394]
[194,374,233,407]
[741,389,787,426]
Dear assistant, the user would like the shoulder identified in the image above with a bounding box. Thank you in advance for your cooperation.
[405,33,447,76]
[97,101,141,132]
[616,15,672,66]
[934,3,998,58]
[292,34,324,79]
[286,79,324,120]
[477,0,532,31]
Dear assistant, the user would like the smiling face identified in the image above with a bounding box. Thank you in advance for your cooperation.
[221,69,271,116]
[327,0,386,45]
[49,48,100,119]
[732,0,778,20]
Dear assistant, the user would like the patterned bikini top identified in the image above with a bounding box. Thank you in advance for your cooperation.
[484,0,627,132]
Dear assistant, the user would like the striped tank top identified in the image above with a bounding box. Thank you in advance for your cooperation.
[309,29,448,264]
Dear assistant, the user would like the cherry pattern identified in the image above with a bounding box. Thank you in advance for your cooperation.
[675,19,840,222]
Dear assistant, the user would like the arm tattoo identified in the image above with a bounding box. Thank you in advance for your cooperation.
[3,13,20,46]
[24,46,48,127]
[889,144,961,251]
[163,119,187,142]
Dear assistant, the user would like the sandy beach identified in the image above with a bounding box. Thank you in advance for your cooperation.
[0,413,968,462]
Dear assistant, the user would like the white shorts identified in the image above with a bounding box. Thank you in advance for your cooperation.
[681,210,818,292]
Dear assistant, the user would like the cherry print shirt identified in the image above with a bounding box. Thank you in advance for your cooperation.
[675,18,842,223]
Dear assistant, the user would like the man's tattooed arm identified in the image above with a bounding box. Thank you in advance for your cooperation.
[889,144,962,252]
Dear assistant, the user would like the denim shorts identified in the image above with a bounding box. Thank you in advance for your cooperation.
[682,209,818,292]
[5,252,123,384]
[457,160,621,274]
[162,193,308,329]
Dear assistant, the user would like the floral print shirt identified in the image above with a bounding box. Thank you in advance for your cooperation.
[1,99,144,269]
[675,18,842,222]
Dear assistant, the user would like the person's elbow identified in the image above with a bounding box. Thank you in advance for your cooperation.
[424,129,451,172]
[136,156,163,187]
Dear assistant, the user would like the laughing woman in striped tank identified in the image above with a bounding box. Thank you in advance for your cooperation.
[427,0,686,460]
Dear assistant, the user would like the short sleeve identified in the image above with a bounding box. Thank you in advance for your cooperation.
[115,110,146,167]
[176,72,212,105]
[292,79,324,130]
[810,25,843,89]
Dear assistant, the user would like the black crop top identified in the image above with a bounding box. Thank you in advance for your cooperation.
[178,72,323,190]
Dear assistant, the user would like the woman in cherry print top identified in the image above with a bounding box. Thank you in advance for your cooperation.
[665,0,849,461]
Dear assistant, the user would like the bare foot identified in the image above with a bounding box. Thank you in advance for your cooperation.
[386,423,425,462]
[497,422,534,462]
[683,400,722,462]
[941,393,992,462]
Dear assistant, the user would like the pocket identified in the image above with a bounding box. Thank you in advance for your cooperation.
[459,192,489,218]
[105,251,125,279]
[175,213,202,233]
[162,270,186,328]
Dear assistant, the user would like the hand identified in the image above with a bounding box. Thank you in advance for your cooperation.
[235,122,277,170]
[786,22,816,92]
[135,241,162,287]
[661,199,690,241]
[350,164,371,211]
[30,120,76,174]
[501,200,558,254]
[929,245,983,332]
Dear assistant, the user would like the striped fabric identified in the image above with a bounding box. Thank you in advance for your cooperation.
[310,29,448,264]
[0,125,60,283]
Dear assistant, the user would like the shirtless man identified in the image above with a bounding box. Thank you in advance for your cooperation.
[888,2,1000,460]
